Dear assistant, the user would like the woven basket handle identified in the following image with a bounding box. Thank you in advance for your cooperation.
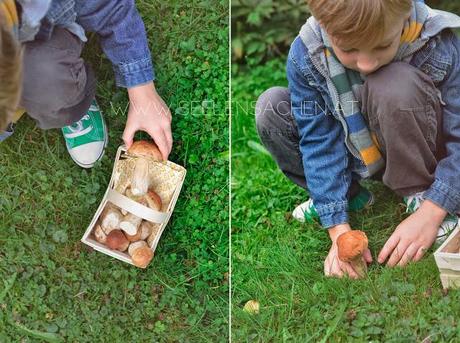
[106,189,168,224]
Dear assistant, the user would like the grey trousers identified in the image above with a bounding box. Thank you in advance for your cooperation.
[20,27,96,129]
[255,62,445,197]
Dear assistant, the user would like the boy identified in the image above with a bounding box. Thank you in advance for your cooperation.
[256,0,460,278]
[0,0,172,167]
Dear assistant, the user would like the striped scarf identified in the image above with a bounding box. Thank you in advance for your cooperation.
[320,0,429,176]
[0,0,18,39]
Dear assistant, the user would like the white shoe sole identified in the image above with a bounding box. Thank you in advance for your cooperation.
[67,115,108,169]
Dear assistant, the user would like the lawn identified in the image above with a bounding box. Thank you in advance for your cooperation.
[0,1,229,342]
[231,55,460,341]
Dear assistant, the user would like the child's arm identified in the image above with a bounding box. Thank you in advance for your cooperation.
[76,1,172,158]
[287,37,352,229]
[378,31,460,267]
[287,38,367,277]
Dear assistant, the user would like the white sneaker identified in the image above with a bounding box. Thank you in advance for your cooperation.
[61,100,108,168]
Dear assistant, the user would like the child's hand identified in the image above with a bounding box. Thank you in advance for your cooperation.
[378,200,447,267]
[124,82,173,160]
[325,224,372,279]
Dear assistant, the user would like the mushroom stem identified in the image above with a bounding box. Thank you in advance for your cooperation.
[350,256,367,277]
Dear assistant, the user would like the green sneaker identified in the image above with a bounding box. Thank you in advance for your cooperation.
[61,100,108,168]
[403,191,459,241]
[292,187,374,223]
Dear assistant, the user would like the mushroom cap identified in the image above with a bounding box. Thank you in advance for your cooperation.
[336,230,368,262]
[127,140,163,161]
[106,230,130,251]
[131,246,154,268]
[128,240,148,256]
[146,189,162,211]
[124,226,143,242]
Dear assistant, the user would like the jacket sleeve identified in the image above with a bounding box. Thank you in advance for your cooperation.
[286,38,352,228]
[424,32,460,214]
[75,0,155,88]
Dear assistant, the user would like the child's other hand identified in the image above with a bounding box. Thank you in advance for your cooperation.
[377,200,447,267]
[325,224,372,279]
[124,82,173,160]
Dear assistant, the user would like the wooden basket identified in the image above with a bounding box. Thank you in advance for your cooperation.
[434,226,460,288]
[81,145,186,267]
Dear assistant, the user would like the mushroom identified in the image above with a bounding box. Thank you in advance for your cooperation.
[130,245,154,268]
[243,300,260,314]
[124,224,143,242]
[128,240,148,256]
[145,189,162,211]
[94,224,107,244]
[131,158,150,196]
[106,230,130,251]
[100,204,123,234]
[127,140,163,161]
[139,221,153,240]
[336,230,369,278]
[119,213,142,236]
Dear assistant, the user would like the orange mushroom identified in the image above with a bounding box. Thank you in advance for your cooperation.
[336,230,368,278]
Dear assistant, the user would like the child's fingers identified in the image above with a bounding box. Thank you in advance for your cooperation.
[163,124,173,155]
[397,243,418,267]
[122,124,136,149]
[387,241,409,267]
[146,127,169,161]
[413,246,427,262]
[363,249,373,263]
[325,255,341,277]
[378,234,400,264]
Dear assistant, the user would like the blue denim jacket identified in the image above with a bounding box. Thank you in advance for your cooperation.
[33,0,155,88]
[287,8,460,228]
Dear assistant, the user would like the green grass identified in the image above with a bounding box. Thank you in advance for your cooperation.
[0,1,228,341]
[231,59,460,341]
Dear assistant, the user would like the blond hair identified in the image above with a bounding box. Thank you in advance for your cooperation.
[0,19,22,131]
[307,0,412,48]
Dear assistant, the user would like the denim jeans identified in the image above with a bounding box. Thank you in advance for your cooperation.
[255,62,444,198]
[19,27,96,129]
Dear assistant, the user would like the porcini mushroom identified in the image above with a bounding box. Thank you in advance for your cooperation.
[124,225,143,242]
[336,230,369,278]
[94,224,107,244]
[100,204,123,234]
[127,140,163,161]
[131,159,150,196]
[106,230,130,251]
[130,245,154,268]
[119,213,142,236]
[145,189,162,211]
[128,240,148,256]
[139,221,153,240]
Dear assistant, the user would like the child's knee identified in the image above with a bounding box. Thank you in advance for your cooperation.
[255,86,290,135]
[20,28,90,119]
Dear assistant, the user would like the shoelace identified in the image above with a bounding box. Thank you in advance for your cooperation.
[63,114,93,139]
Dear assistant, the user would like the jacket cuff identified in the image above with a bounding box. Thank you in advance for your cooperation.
[113,57,156,88]
[424,179,460,215]
[316,201,349,228]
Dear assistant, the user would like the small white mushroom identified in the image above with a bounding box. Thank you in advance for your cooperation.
[94,224,107,244]
[140,221,153,240]
[119,213,142,236]
[100,204,123,234]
